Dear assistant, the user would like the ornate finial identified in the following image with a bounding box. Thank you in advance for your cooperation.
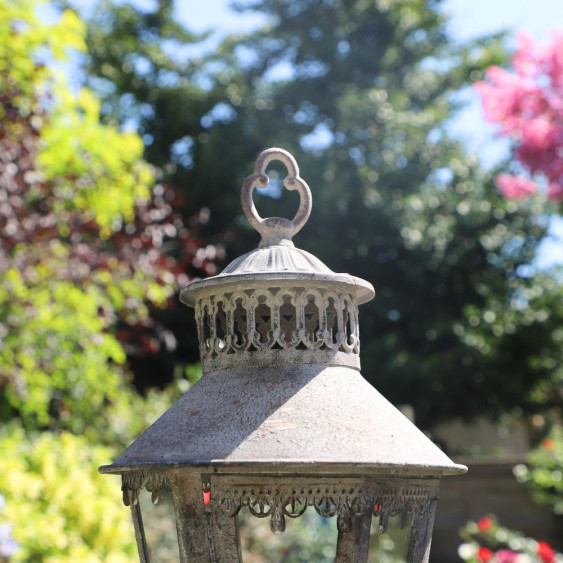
[241,148,312,248]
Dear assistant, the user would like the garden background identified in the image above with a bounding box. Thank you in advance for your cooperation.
[0,0,562,561]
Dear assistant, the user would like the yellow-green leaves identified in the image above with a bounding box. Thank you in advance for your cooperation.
[39,86,153,236]
[0,257,128,433]
[2,0,153,235]
[0,0,175,437]
[0,425,137,562]
[0,0,85,100]
[0,2,204,560]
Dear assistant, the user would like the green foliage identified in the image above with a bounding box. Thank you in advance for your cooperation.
[0,0,211,436]
[514,425,563,516]
[0,424,136,562]
[0,0,85,100]
[0,264,124,434]
[0,2,212,560]
[39,86,154,237]
[0,0,146,435]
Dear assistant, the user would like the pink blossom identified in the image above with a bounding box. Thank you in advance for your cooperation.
[544,31,563,88]
[548,182,563,201]
[513,33,543,77]
[496,174,538,199]
[476,68,546,137]
[495,549,519,563]
[521,118,554,150]
[476,32,563,204]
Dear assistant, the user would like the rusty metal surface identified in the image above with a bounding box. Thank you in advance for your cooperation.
[130,502,150,563]
[102,364,465,475]
[171,474,212,562]
[193,282,362,374]
[406,497,437,562]
[121,471,439,561]
[207,475,439,537]
[335,512,371,562]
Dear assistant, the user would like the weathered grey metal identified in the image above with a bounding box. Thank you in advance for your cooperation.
[101,364,465,473]
[179,148,374,310]
[130,502,150,563]
[241,148,311,248]
[192,284,362,373]
[209,503,241,563]
[100,147,466,562]
[335,511,372,562]
[406,497,438,563]
[171,473,213,563]
[207,475,440,537]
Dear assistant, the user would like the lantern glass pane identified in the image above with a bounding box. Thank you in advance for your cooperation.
[238,507,413,562]
[138,484,178,560]
[239,508,338,561]
[368,513,412,562]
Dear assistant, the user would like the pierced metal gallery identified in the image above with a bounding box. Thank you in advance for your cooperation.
[99,148,466,562]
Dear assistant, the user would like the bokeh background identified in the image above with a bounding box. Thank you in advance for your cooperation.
[0,0,562,561]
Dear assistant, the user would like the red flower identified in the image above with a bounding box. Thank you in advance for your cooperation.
[538,541,555,563]
[478,547,493,562]
[542,438,556,451]
[477,517,493,533]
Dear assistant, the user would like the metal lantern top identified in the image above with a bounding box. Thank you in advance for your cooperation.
[100,147,466,482]
[180,148,373,308]
[179,147,374,375]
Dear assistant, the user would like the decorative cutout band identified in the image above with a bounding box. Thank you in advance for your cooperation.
[195,285,360,372]
[213,482,435,535]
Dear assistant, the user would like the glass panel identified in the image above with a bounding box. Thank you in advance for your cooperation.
[368,512,412,562]
[138,484,179,561]
[239,508,338,562]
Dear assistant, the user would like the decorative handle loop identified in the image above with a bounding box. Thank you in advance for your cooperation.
[241,148,312,248]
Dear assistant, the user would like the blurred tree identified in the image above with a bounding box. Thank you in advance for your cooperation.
[0,0,211,437]
[474,30,563,519]
[69,0,228,380]
[0,1,210,559]
[80,0,562,428]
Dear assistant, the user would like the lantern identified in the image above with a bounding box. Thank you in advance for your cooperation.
[100,148,466,562]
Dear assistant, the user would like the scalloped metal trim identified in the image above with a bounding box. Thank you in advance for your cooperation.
[213,482,436,535]
[195,286,360,373]
[121,472,438,537]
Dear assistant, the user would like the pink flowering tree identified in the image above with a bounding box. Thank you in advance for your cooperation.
[475,32,563,202]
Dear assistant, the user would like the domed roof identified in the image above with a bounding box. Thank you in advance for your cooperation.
[222,241,332,276]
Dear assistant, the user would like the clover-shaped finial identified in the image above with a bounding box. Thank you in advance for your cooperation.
[241,148,312,248]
